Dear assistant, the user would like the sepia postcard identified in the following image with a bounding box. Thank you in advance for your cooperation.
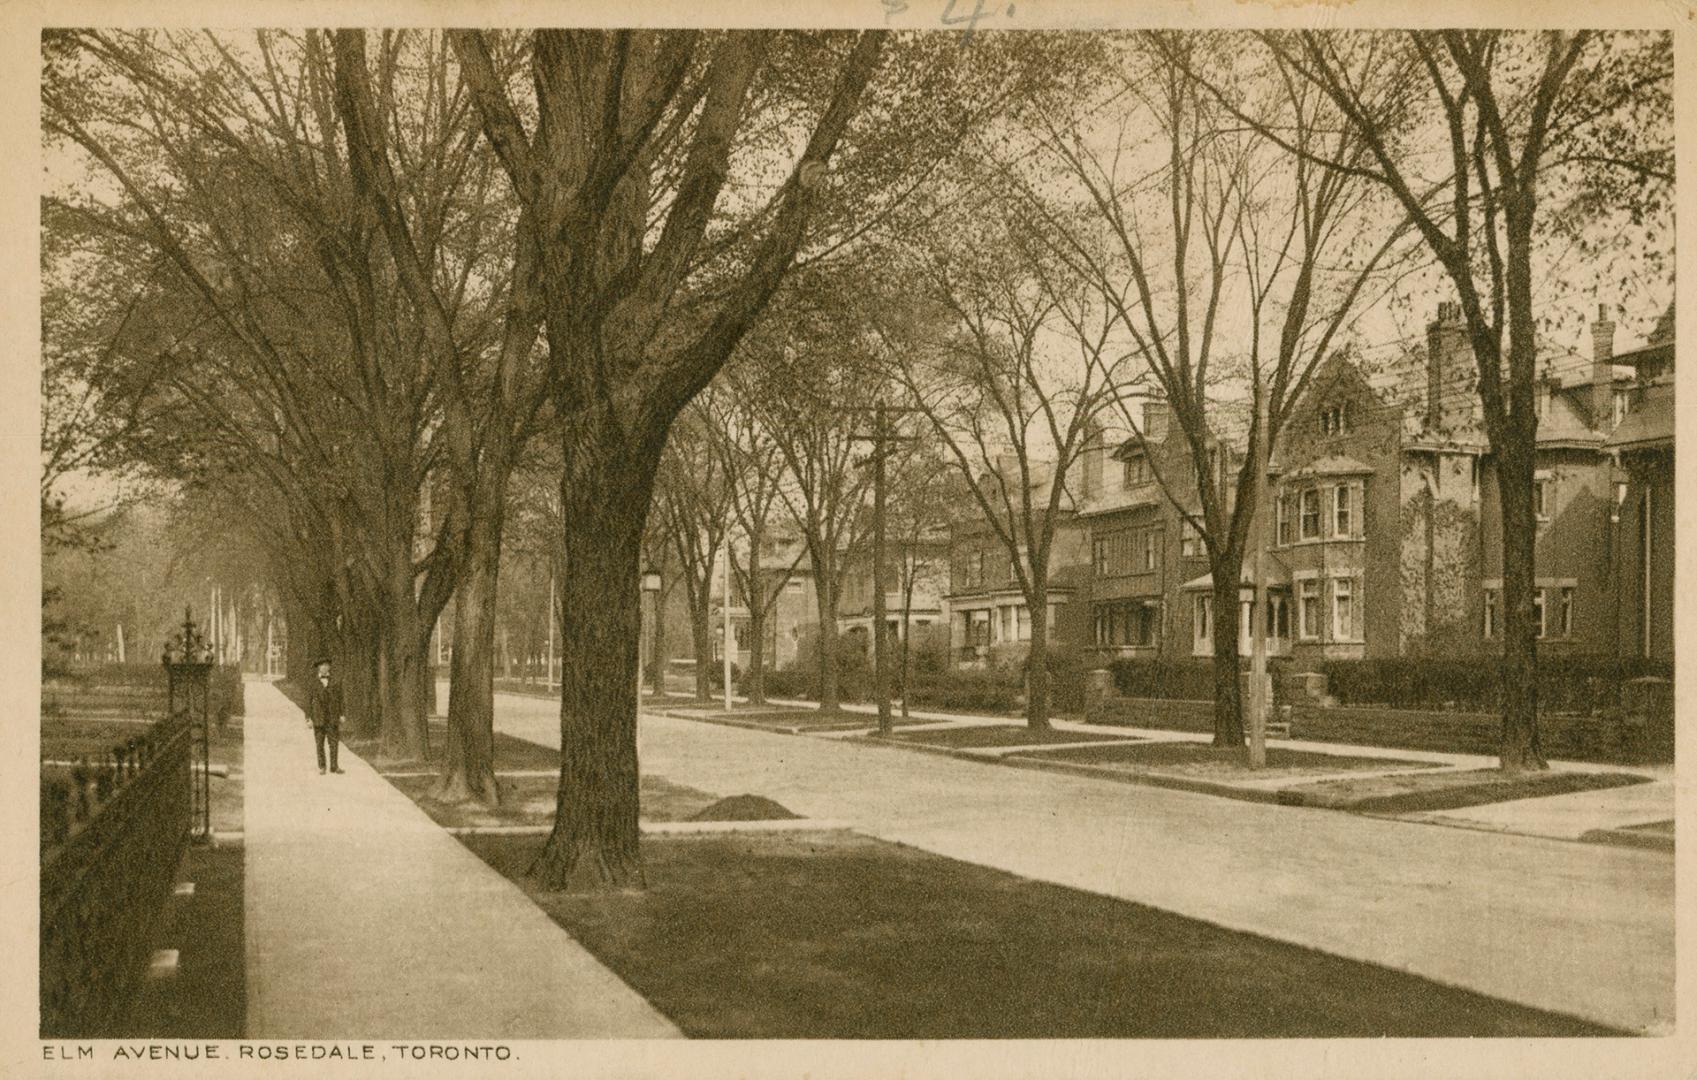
[2,1,1692,1078]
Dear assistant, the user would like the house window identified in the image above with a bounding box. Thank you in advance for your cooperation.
[1333,485,1352,538]
[1123,454,1151,489]
[1093,531,1140,578]
[1533,589,1547,639]
[1275,495,1291,546]
[1331,577,1356,641]
[1139,529,1157,572]
[1299,489,1322,540]
[1484,588,1499,638]
[1193,594,1213,654]
[787,578,803,593]
[1180,518,1203,557]
[1135,603,1157,647]
[1320,402,1350,436]
[1098,601,1158,648]
[1533,478,1549,521]
[1298,579,1321,640]
[1560,586,1575,637]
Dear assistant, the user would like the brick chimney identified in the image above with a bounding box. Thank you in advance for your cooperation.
[1079,420,1103,500]
[1591,302,1617,431]
[1425,301,1471,433]
[1141,399,1170,445]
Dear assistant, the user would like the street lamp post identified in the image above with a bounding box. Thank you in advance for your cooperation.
[639,569,661,709]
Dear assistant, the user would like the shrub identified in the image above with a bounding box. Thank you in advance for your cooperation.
[1107,654,1671,715]
[1106,659,1219,701]
[1313,656,1670,714]
[750,631,872,703]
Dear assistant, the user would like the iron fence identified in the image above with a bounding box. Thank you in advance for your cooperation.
[39,710,193,1037]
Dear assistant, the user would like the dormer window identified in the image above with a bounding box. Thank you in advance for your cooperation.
[1320,403,1351,436]
[1122,454,1151,489]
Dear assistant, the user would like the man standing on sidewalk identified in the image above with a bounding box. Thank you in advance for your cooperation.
[308,657,345,775]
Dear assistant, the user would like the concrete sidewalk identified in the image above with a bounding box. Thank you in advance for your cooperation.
[243,680,679,1039]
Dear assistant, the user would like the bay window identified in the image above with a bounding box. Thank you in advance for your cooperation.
[1193,594,1213,654]
[1299,489,1321,540]
[1331,576,1356,641]
[1298,579,1321,640]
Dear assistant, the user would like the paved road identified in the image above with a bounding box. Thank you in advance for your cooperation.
[243,681,679,1039]
[491,690,1673,1034]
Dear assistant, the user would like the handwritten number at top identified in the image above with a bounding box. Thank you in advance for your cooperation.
[882,0,1017,43]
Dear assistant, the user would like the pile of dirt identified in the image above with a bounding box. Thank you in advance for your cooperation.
[688,794,801,822]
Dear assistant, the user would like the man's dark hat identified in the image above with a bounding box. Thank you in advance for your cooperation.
[313,656,331,667]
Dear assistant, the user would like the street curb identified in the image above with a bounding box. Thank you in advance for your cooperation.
[997,752,1287,804]
[1577,826,1675,853]
[651,710,808,736]
[443,820,857,837]
[845,733,1289,806]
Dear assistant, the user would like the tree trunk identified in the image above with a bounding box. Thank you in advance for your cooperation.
[899,570,914,721]
[376,552,431,761]
[437,503,506,806]
[1496,437,1547,772]
[1210,567,1246,748]
[1024,589,1051,730]
[340,618,380,739]
[745,571,768,705]
[690,590,713,703]
[649,581,669,696]
[814,570,841,711]
[529,428,661,893]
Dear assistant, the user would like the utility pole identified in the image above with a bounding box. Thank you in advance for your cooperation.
[722,539,735,712]
[851,402,918,736]
[872,402,891,735]
[1248,383,1270,769]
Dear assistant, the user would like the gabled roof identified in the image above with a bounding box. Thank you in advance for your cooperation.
[1282,455,1375,479]
[1538,386,1605,447]
[1603,382,1673,452]
[1181,553,1290,591]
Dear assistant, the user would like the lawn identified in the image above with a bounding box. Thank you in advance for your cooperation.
[41,715,181,763]
[878,724,1142,750]
[661,706,935,733]
[341,722,560,771]
[457,829,1617,1039]
[350,722,723,828]
[1284,767,1652,814]
[381,770,720,830]
[1013,740,1437,781]
[119,841,246,1039]
[1624,819,1674,835]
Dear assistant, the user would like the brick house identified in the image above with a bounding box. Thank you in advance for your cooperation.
[1078,402,1266,660]
[1597,304,1674,662]
[836,530,952,658]
[946,461,1091,668]
[1079,298,1675,667]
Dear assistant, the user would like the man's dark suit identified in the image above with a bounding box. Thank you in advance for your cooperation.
[308,674,343,772]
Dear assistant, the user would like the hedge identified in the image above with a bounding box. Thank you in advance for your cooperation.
[1107,655,1671,715]
[1088,696,1672,765]
[748,650,1088,716]
[44,663,245,725]
[1106,659,1223,702]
